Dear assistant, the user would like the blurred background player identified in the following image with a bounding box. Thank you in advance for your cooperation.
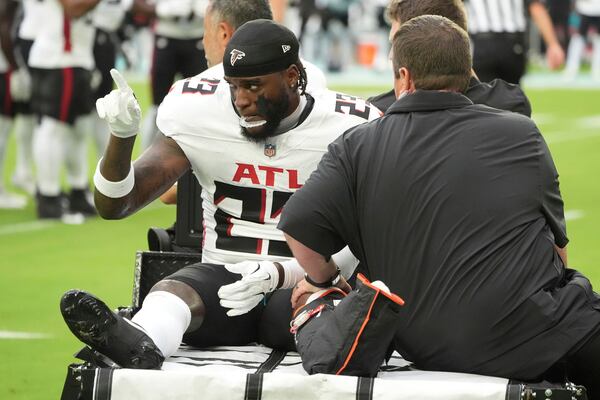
[91,0,131,159]
[564,0,600,81]
[2,0,39,197]
[0,0,27,209]
[464,0,565,84]
[139,0,209,150]
[28,0,99,219]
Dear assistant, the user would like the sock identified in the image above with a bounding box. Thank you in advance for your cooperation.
[65,115,91,189]
[12,114,34,180]
[0,115,13,189]
[565,34,585,76]
[591,34,600,78]
[140,105,158,150]
[131,291,192,358]
[33,116,69,196]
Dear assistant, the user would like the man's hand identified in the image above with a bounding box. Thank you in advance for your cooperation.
[218,261,280,317]
[290,277,351,309]
[546,43,565,70]
[96,68,141,138]
[10,68,31,102]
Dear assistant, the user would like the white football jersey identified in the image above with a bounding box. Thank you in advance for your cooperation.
[576,0,600,16]
[28,0,96,69]
[18,0,47,41]
[153,0,205,39]
[156,75,380,264]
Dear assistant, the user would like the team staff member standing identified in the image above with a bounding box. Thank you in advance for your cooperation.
[464,0,564,84]
[369,0,531,117]
[280,15,600,395]
[139,0,208,150]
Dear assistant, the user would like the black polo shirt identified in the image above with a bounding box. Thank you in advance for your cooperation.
[367,77,531,116]
[279,90,600,380]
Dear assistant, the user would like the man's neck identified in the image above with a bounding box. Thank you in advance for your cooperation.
[275,94,307,135]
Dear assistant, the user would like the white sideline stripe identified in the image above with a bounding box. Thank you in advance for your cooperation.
[0,330,52,339]
[0,203,166,236]
[0,220,58,235]
[577,116,600,129]
[545,130,600,144]
[565,210,584,221]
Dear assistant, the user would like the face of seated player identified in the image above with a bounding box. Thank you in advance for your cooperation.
[225,69,299,143]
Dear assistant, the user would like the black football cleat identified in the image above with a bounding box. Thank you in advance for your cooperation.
[68,189,97,217]
[60,290,164,369]
[36,192,65,219]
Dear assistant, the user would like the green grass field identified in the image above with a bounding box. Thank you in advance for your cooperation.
[1,80,599,399]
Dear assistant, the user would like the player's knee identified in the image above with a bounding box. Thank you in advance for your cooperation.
[150,279,205,331]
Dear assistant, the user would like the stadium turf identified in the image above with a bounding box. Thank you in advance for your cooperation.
[1,81,599,399]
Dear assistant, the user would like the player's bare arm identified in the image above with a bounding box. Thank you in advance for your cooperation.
[94,69,191,219]
[95,134,190,219]
[0,0,19,69]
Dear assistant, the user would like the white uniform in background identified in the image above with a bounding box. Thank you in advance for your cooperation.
[0,47,27,209]
[156,73,380,264]
[9,0,47,196]
[91,0,130,159]
[564,0,600,80]
[140,0,209,150]
[29,0,98,219]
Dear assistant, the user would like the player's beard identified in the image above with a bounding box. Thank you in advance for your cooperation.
[240,88,290,143]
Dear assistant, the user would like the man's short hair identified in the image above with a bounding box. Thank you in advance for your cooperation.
[387,0,467,31]
[392,15,471,92]
[209,0,273,30]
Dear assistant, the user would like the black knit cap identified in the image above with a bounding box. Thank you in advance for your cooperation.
[223,19,300,77]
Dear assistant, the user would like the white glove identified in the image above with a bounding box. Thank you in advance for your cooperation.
[96,69,141,138]
[10,68,31,102]
[156,0,192,18]
[218,261,279,317]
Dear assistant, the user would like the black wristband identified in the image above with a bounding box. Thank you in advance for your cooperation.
[304,266,341,288]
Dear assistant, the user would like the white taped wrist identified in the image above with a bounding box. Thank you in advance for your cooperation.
[93,158,135,198]
[279,259,306,289]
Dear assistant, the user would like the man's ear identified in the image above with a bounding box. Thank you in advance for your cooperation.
[219,22,235,47]
[286,65,301,88]
[394,66,414,98]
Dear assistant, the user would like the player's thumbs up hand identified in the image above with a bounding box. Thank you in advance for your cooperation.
[96,69,141,138]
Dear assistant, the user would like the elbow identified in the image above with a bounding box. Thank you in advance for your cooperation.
[97,210,126,220]
[94,192,131,220]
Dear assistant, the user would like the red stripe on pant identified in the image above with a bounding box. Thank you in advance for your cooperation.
[60,68,74,123]
[63,13,72,52]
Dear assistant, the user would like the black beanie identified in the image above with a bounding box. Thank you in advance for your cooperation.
[223,19,300,77]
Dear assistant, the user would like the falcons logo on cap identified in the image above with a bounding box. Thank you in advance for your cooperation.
[230,49,246,66]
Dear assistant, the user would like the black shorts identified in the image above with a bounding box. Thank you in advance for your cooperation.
[151,35,207,105]
[579,15,600,37]
[167,263,295,350]
[0,72,15,117]
[14,38,34,115]
[93,29,118,100]
[471,33,527,84]
[32,67,94,125]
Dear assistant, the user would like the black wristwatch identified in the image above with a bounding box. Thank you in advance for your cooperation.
[304,266,342,288]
